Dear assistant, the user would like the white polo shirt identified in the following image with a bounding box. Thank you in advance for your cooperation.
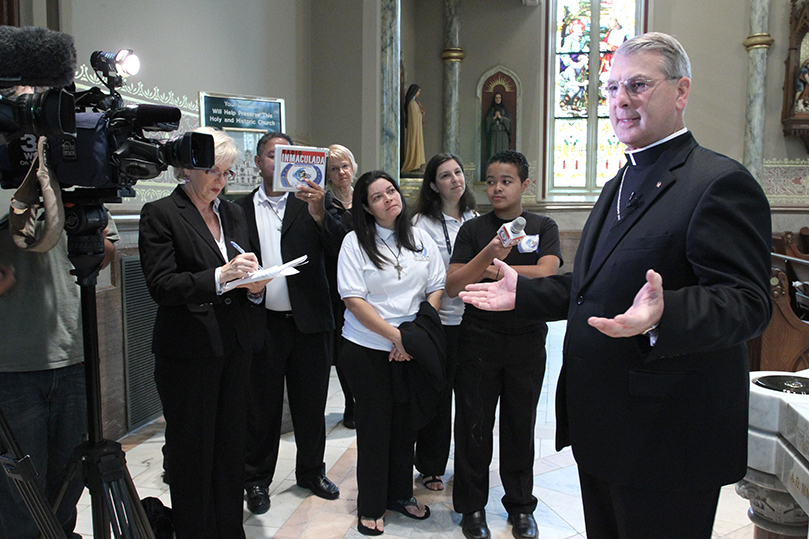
[412,210,478,326]
[337,225,445,351]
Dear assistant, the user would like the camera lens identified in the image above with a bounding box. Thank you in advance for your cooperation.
[16,88,75,137]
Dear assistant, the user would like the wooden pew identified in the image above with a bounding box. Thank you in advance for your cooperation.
[749,253,809,372]
[772,230,809,261]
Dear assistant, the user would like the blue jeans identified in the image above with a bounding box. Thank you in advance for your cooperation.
[0,363,87,539]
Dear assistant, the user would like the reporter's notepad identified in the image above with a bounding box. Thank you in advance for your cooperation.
[222,255,308,292]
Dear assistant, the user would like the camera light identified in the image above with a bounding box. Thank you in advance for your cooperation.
[115,50,139,76]
[91,49,140,79]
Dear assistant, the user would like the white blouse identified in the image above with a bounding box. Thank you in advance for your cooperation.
[338,224,446,351]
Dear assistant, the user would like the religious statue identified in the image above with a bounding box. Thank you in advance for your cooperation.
[401,83,426,173]
[485,92,512,161]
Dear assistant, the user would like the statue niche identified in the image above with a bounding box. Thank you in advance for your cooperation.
[478,69,520,181]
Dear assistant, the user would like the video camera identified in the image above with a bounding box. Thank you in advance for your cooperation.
[0,26,215,284]
[0,55,214,196]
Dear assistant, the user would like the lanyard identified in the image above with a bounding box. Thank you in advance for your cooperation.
[440,216,453,255]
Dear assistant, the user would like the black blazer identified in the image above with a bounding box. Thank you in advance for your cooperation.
[139,186,259,358]
[515,132,772,491]
[234,188,347,334]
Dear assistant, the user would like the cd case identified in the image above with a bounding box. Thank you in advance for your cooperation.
[272,145,329,192]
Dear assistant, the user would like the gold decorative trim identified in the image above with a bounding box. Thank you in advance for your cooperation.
[440,48,466,62]
[73,64,199,113]
[743,33,775,50]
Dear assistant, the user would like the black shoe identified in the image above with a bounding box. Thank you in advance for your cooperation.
[343,410,356,429]
[298,474,340,500]
[508,513,537,539]
[246,485,270,514]
[461,510,490,539]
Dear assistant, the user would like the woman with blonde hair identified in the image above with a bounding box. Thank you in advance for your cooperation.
[140,127,269,539]
[326,143,358,427]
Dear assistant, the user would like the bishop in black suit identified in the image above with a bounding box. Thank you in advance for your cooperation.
[459,33,772,539]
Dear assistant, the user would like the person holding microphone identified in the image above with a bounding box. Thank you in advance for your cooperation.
[446,150,562,539]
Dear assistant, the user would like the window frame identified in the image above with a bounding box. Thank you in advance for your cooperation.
[542,0,648,201]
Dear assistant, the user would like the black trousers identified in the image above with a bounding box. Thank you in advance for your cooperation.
[414,323,460,477]
[245,312,331,488]
[341,339,416,519]
[578,469,720,539]
[155,348,249,539]
[452,319,547,515]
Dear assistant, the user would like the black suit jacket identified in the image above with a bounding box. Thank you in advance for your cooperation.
[515,132,772,491]
[139,186,259,358]
[234,188,347,334]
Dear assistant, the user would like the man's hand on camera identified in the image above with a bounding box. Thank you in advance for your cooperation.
[0,264,16,295]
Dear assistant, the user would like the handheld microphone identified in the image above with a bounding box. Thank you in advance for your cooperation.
[0,26,77,88]
[497,216,526,248]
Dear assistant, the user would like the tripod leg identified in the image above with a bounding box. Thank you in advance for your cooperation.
[0,407,68,539]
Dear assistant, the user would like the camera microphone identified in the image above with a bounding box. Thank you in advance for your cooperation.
[110,105,181,131]
[0,26,77,88]
[497,216,526,248]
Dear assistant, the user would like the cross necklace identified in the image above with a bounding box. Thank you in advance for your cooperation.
[381,237,403,280]
[267,203,283,232]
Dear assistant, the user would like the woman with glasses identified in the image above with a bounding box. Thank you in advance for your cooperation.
[337,171,445,535]
[326,144,358,427]
[139,127,269,539]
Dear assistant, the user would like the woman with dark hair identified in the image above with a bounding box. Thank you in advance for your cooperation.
[337,171,445,535]
[411,153,477,491]
[485,92,512,162]
[401,84,426,173]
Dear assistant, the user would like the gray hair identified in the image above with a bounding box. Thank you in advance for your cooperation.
[616,32,691,80]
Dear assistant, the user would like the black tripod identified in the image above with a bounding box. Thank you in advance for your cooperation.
[0,194,156,539]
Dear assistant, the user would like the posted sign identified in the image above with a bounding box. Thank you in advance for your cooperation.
[199,92,284,132]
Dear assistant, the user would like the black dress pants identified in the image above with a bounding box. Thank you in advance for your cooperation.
[341,339,416,519]
[245,312,331,488]
[414,323,460,477]
[155,348,249,539]
[453,319,547,516]
[578,468,721,539]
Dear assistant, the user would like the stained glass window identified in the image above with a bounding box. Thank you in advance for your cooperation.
[548,0,643,197]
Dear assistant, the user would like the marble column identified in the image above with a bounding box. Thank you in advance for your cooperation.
[743,0,774,181]
[381,0,401,179]
[441,0,465,155]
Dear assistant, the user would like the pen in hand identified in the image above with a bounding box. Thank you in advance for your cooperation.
[230,241,263,270]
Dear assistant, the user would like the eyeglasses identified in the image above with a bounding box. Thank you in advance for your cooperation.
[600,77,678,98]
[205,168,236,180]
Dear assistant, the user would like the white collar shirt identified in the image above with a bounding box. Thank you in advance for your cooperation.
[254,184,292,311]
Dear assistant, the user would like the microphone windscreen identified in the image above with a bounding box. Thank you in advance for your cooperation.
[0,26,76,88]
[511,216,526,234]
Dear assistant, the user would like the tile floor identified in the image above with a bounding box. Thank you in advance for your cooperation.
[75,321,756,538]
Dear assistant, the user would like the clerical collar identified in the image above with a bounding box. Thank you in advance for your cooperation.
[625,128,688,167]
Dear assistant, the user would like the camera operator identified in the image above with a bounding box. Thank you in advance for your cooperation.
[0,83,118,539]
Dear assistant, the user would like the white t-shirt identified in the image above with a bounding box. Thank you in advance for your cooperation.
[412,211,478,326]
[338,224,446,351]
